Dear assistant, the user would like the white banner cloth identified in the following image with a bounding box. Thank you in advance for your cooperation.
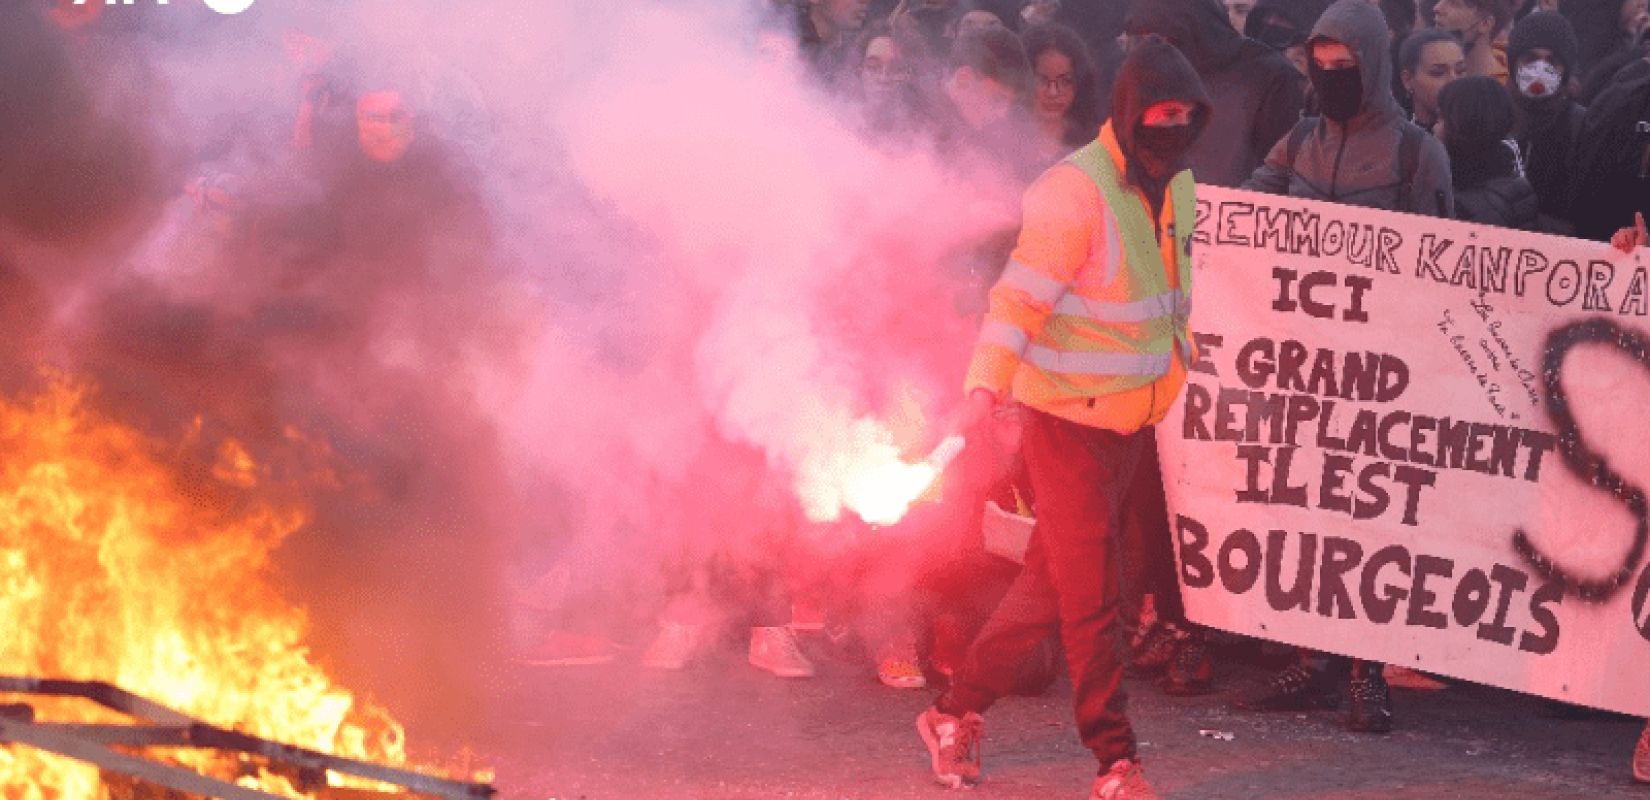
[1163,185,1650,716]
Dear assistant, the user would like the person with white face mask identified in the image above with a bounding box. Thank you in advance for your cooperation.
[1504,10,1587,234]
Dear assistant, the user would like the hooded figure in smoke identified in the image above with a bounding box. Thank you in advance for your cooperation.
[1123,0,1305,188]
[1107,37,1214,219]
[1243,0,1453,217]
[917,35,1211,799]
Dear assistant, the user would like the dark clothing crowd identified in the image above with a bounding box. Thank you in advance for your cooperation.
[786,0,1647,241]
[22,0,1644,797]
[766,1,1650,797]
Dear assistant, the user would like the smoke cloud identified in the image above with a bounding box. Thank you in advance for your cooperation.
[0,0,1013,741]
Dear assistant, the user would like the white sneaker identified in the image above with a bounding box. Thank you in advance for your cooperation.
[642,622,701,670]
[748,625,815,678]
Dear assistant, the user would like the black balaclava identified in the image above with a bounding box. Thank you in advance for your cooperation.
[1304,0,1399,129]
[1245,0,1334,51]
[1135,123,1200,164]
[1110,35,1212,212]
[1311,56,1363,121]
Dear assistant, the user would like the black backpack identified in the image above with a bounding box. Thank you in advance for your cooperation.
[1570,57,1650,242]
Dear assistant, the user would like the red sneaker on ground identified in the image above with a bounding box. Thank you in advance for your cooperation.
[916,706,982,789]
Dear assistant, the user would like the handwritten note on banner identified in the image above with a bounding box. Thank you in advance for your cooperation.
[1163,185,1650,716]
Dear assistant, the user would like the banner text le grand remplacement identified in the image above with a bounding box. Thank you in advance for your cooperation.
[1163,186,1650,716]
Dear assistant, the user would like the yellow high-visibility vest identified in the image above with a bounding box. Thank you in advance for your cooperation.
[976,137,1195,399]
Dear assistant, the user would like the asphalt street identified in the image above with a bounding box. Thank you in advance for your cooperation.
[467,632,1647,799]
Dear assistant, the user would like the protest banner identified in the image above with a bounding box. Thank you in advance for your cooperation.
[1164,185,1650,717]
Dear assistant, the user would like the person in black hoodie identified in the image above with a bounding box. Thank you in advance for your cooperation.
[1054,0,1130,110]
[1124,0,1307,188]
[1114,0,1304,704]
[915,36,1209,800]
[1506,10,1587,233]
[1245,0,1336,74]
[1436,75,1541,228]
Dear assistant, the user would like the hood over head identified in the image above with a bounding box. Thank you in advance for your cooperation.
[1124,0,1245,72]
[1245,0,1333,50]
[1507,11,1580,85]
[1110,35,1212,175]
[1307,0,1399,127]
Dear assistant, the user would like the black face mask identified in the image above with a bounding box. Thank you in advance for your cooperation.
[1312,65,1363,123]
[1134,122,1197,164]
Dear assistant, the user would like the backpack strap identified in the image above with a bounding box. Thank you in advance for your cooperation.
[1396,121,1424,213]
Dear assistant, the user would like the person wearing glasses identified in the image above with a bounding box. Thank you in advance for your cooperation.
[1021,23,1103,165]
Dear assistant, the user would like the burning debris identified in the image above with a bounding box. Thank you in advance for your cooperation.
[0,0,1015,793]
[0,382,482,797]
[0,678,493,800]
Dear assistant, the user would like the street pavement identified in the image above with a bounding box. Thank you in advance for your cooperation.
[473,633,1646,799]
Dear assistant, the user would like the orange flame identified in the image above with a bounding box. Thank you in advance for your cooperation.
[0,380,405,797]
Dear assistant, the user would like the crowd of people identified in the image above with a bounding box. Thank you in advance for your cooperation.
[530,0,1650,796]
[24,0,1650,797]
[687,0,1650,798]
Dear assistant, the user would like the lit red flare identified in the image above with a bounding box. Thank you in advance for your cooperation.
[798,427,965,527]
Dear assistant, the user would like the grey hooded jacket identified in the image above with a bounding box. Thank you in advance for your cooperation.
[1242,0,1453,217]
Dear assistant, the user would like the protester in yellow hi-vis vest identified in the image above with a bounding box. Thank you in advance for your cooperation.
[914,35,1209,800]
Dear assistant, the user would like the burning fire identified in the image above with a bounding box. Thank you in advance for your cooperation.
[0,380,404,797]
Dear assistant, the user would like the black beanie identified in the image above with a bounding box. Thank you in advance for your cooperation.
[1507,10,1579,78]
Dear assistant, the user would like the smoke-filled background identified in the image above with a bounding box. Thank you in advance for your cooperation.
[0,0,1014,743]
